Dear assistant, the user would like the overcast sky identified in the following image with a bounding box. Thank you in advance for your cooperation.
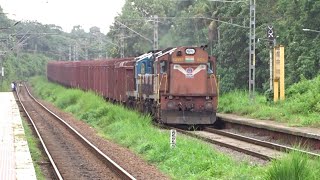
[0,0,125,33]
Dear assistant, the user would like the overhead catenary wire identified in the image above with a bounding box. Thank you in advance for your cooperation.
[116,16,249,29]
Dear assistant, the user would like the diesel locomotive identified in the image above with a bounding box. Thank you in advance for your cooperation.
[47,46,218,125]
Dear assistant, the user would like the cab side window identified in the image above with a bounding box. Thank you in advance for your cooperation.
[207,62,213,74]
[160,60,167,74]
[141,63,146,74]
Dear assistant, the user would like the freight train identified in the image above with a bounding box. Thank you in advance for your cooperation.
[47,46,218,125]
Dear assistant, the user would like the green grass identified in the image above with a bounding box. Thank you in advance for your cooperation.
[22,118,46,180]
[30,76,266,179]
[218,75,320,127]
[265,151,320,180]
[30,76,320,179]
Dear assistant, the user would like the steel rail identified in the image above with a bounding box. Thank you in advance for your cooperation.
[173,127,273,160]
[153,123,274,160]
[204,127,320,159]
[16,85,63,180]
[22,84,136,180]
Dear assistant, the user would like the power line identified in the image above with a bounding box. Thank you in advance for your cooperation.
[116,16,248,29]
[115,20,153,43]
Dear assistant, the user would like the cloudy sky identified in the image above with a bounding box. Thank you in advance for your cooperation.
[0,0,125,33]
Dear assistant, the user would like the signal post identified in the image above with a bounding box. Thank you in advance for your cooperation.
[273,45,285,102]
[266,26,285,102]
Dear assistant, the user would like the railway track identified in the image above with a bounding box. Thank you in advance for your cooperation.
[16,84,136,180]
[169,126,320,161]
[217,115,320,152]
[204,127,320,159]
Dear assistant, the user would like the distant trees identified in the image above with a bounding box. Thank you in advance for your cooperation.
[1,0,319,92]
[107,0,320,93]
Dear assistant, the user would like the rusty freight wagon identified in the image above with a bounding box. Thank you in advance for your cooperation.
[47,46,218,126]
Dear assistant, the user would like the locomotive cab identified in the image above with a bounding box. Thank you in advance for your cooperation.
[133,51,162,112]
[155,46,218,125]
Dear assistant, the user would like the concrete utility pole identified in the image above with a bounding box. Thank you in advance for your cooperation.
[120,27,124,58]
[58,47,62,61]
[85,47,88,60]
[0,52,5,87]
[99,34,102,59]
[73,45,76,61]
[153,15,159,50]
[0,39,8,86]
[0,62,4,90]
[75,44,78,61]
[248,0,256,101]
[84,38,89,60]
[69,45,71,61]
[217,27,220,47]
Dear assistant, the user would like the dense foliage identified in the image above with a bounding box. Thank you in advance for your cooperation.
[0,53,49,91]
[218,72,320,127]
[0,7,112,90]
[107,0,320,92]
[1,1,319,93]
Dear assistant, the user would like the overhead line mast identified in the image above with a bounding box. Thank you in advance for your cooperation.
[249,0,256,101]
[153,15,159,50]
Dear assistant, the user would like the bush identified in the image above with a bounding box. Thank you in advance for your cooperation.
[265,151,320,180]
[218,75,320,127]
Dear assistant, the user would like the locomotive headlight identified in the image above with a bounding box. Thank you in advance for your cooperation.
[167,101,176,109]
[204,102,213,111]
[185,48,195,55]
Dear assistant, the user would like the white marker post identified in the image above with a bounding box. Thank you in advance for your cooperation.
[1,67,3,76]
[170,129,176,148]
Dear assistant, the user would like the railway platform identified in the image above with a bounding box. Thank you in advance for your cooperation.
[0,92,36,180]
[218,113,320,140]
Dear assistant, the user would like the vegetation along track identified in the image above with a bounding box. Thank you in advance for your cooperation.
[17,84,135,180]
[171,126,320,161]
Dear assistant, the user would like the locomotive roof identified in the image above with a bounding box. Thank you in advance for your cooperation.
[155,48,177,59]
[135,50,163,63]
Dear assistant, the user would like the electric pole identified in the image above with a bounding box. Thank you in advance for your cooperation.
[73,45,76,61]
[120,27,124,58]
[75,43,78,61]
[85,47,88,60]
[153,15,159,50]
[99,34,102,59]
[69,45,71,61]
[249,0,256,101]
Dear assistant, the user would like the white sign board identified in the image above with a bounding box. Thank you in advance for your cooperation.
[170,129,176,148]
[1,67,3,77]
